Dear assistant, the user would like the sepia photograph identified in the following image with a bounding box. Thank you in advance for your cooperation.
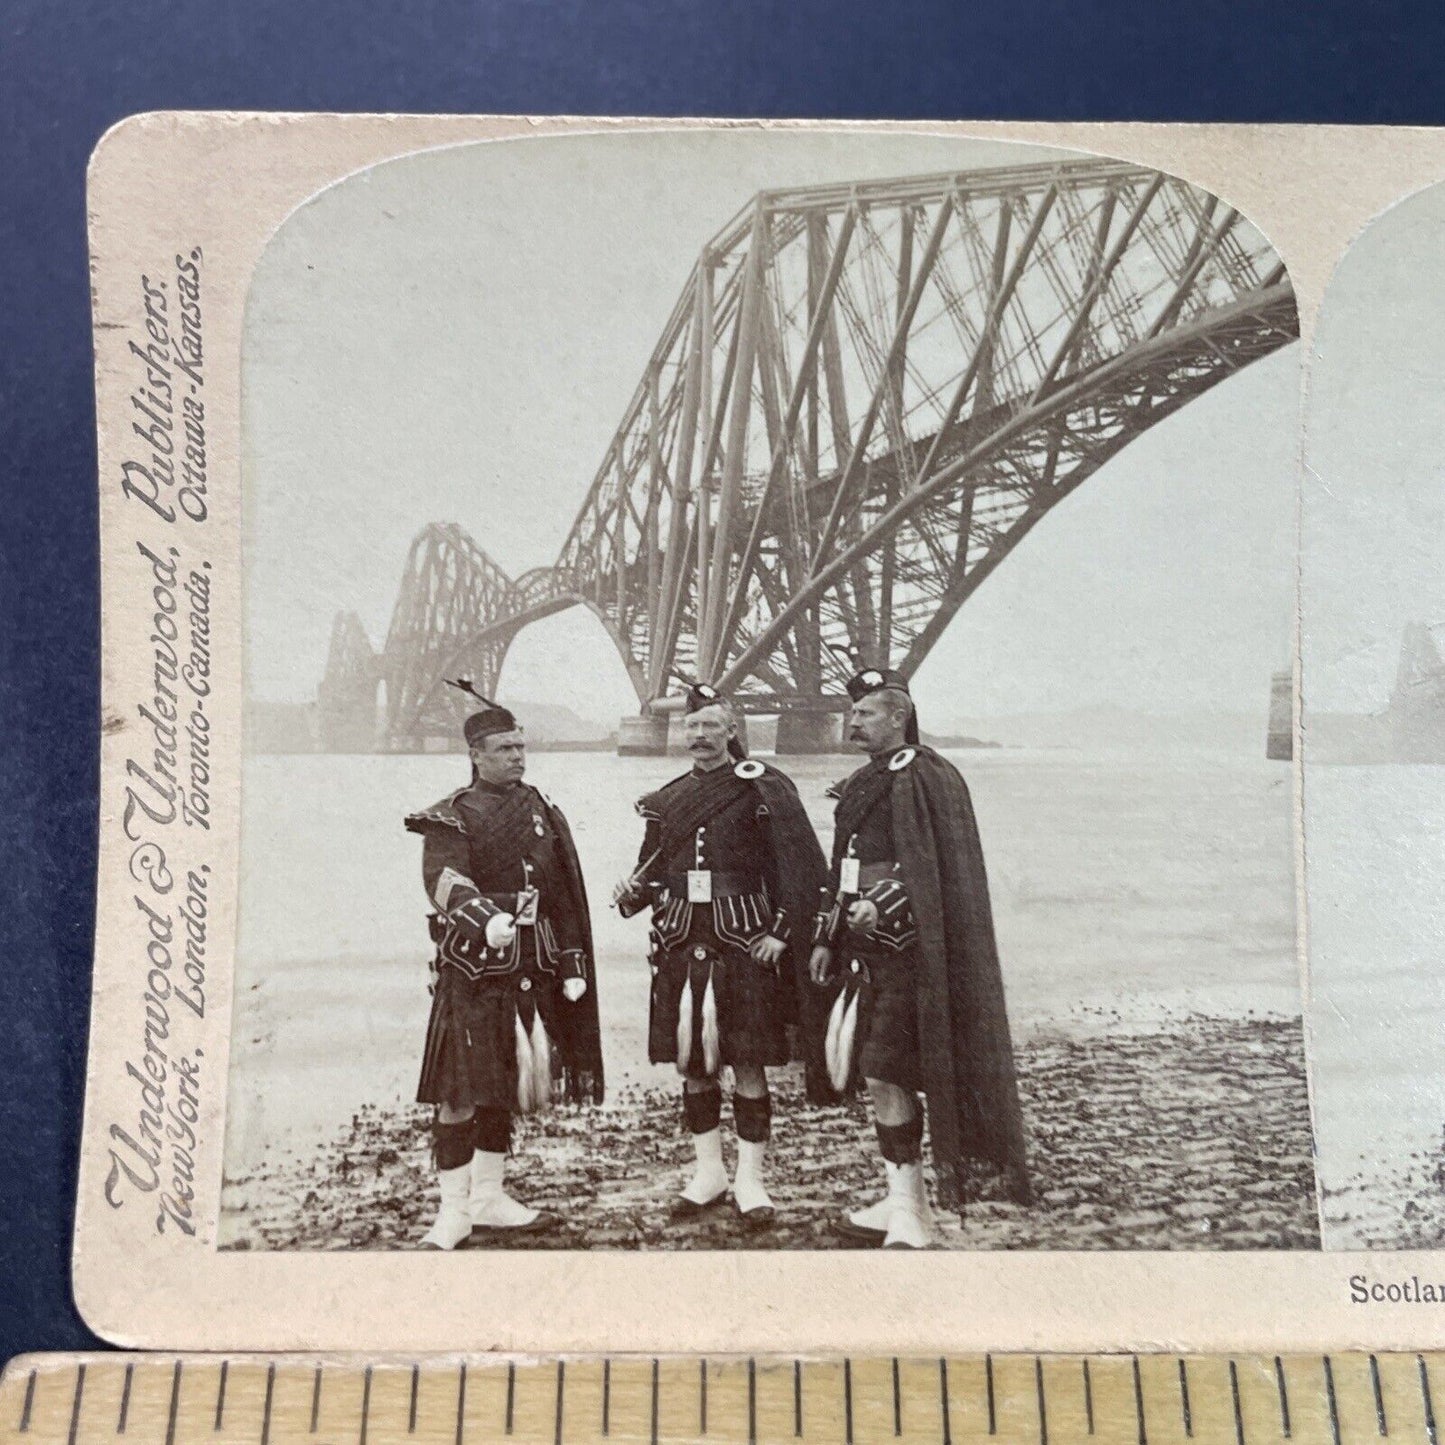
[216,127,1314,1254]
[1301,177,1445,1250]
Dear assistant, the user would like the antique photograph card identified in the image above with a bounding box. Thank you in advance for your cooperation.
[75,114,1445,1351]
[1301,176,1445,1251]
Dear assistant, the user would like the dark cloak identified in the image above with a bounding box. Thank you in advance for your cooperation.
[406,785,605,1105]
[749,764,833,1104]
[890,747,1031,1208]
[537,800,606,1104]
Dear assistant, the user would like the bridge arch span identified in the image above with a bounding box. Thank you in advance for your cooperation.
[715,282,1296,693]
[356,527,651,749]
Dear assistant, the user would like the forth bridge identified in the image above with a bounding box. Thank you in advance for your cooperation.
[316,158,1297,754]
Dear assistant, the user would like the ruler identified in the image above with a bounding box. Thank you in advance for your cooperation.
[0,1353,1438,1444]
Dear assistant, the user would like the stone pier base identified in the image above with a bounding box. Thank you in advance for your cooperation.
[616,714,670,756]
[1266,669,1293,762]
[775,711,844,754]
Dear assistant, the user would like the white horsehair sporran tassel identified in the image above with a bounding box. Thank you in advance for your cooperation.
[825,984,849,1091]
[529,1007,552,1112]
[834,986,861,1094]
[676,973,695,1077]
[700,962,720,1077]
[514,1010,535,1114]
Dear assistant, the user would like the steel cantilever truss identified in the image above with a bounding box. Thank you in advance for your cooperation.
[322,159,1298,752]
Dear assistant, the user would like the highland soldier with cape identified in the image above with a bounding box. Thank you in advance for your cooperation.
[613,684,829,1226]
[809,668,1031,1248]
[404,683,604,1250]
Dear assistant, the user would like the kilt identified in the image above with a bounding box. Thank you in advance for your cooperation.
[417,964,559,1111]
[648,916,788,1077]
[844,946,921,1093]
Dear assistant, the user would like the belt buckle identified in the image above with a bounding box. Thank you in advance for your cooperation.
[686,870,713,903]
[515,887,539,926]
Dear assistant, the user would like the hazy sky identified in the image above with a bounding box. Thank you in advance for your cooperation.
[1302,180,1445,717]
[243,128,1297,728]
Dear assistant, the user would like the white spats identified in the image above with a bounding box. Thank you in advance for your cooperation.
[420,1163,474,1250]
[732,1137,774,1220]
[882,1161,932,1249]
[468,1150,542,1230]
[842,1161,898,1237]
[679,1127,729,1207]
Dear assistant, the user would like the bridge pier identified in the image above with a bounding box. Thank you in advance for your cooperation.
[775,711,844,754]
[616,714,670,756]
[1266,669,1293,762]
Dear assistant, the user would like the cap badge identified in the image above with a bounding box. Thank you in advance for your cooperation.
[860,669,884,687]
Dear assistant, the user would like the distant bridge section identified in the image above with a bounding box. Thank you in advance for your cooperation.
[1390,622,1445,762]
[319,158,1298,753]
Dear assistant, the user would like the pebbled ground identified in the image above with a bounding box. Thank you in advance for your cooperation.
[220,1013,1319,1252]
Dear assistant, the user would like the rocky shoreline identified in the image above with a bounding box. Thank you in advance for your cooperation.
[1322,1135,1445,1250]
[220,1014,1318,1252]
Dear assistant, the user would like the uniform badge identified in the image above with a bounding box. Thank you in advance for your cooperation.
[733,759,764,779]
[532,812,545,836]
[693,945,708,961]
[888,746,917,771]
[860,669,883,687]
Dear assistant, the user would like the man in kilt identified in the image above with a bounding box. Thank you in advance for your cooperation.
[809,668,1031,1248]
[613,685,828,1226]
[405,684,603,1249]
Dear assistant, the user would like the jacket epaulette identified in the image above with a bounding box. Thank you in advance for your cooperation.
[636,769,692,821]
[826,760,874,802]
[403,787,468,835]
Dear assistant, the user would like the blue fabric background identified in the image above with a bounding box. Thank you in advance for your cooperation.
[1,0,1440,1359]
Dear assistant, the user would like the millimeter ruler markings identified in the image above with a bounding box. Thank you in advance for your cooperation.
[2,1352,1440,1444]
